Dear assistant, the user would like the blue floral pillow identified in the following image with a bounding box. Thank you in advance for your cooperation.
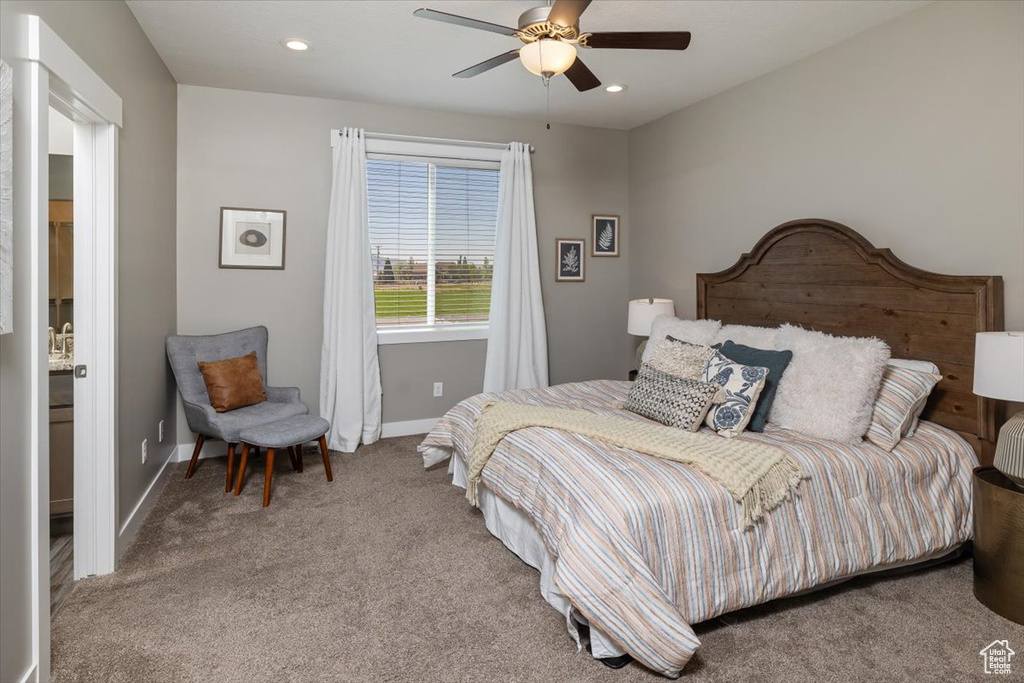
[703,349,769,437]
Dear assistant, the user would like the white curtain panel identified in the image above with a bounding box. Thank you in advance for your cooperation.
[319,127,382,452]
[483,142,549,392]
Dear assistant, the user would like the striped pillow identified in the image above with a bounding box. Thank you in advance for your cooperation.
[888,358,941,437]
[865,366,942,451]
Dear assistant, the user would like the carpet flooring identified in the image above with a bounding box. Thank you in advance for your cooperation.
[52,436,1023,682]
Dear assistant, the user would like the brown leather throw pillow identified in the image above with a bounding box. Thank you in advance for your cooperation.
[197,351,267,413]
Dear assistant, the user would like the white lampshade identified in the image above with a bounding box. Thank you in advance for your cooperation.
[628,298,675,337]
[518,39,577,77]
[974,332,1024,401]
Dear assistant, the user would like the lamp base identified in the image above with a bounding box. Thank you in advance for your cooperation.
[994,410,1024,490]
[635,340,648,371]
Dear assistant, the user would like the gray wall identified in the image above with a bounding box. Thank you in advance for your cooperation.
[629,0,1024,331]
[49,154,73,200]
[0,3,177,679]
[176,85,631,441]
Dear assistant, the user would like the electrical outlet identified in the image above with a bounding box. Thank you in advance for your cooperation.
[141,438,148,464]
[433,382,443,397]
[158,420,165,443]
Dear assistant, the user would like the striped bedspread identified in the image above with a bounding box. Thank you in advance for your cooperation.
[419,381,977,677]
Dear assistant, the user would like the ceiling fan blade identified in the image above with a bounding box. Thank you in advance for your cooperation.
[548,0,592,28]
[413,8,519,36]
[453,50,521,79]
[585,31,692,50]
[564,57,601,92]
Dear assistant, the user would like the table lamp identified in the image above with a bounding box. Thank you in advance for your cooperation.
[628,298,675,369]
[974,331,1024,488]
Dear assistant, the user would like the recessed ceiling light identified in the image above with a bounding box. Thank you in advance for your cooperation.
[283,39,310,52]
[605,84,627,93]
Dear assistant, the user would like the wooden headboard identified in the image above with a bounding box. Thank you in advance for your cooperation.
[696,219,1004,462]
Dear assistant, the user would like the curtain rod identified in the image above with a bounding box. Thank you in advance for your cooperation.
[331,129,534,153]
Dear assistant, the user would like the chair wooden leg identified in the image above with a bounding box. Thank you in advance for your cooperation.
[225,443,237,493]
[294,445,303,473]
[234,443,250,496]
[263,448,276,507]
[287,446,300,472]
[185,435,205,479]
[318,436,334,483]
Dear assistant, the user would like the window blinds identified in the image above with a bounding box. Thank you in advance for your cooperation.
[367,158,500,328]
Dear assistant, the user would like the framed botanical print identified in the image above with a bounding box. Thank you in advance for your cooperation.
[555,238,585,282]
[219,207,286,270]
[592,214,619,257]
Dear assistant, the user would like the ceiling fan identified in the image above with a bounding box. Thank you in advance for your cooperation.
[413,0,691,92]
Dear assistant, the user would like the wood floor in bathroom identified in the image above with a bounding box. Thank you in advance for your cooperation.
[50,534,74,616]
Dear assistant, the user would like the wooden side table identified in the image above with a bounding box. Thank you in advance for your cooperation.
[973,467,1024,625]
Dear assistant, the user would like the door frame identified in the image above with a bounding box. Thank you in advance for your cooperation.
[14,14,121,683]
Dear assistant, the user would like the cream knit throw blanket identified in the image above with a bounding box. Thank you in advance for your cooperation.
[469,401,806,526]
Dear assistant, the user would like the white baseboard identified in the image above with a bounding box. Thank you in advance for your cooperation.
[17,660,37,683]
[117,450,174,558]
[171,439,317,462]
[381,418,437,438]
[171,418,436,460]
[172,439,231,463]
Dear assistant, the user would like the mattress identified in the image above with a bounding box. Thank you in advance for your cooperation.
[443,451,628,659]
[420,380,978,676]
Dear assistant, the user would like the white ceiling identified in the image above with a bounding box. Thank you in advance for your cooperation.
[127,0,930,130]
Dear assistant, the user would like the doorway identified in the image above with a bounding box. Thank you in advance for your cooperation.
[47,105,75,615]
[46,97,119,583]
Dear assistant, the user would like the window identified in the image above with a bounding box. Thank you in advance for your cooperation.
[367,155,500,343]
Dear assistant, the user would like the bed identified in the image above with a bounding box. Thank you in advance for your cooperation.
[419,220,1004,677]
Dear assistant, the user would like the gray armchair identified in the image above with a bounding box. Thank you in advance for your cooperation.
[166,326,308,484]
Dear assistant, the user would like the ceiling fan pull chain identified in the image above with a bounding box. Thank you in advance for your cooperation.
[545,75,551,130]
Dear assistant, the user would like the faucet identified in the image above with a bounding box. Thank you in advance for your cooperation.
[60,323,73,356]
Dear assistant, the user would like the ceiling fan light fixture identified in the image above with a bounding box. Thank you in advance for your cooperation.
[518,39,577,77]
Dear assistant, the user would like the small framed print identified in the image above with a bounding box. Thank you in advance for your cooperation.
[219,207,286,270]
[555,238,585,282]
[592,214,619,257]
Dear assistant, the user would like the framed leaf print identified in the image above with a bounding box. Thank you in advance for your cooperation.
[592,214,619,257]
[219,207,286,270]
[556,238,585,282]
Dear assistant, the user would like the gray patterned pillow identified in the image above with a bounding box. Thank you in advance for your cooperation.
[626,364,724,432]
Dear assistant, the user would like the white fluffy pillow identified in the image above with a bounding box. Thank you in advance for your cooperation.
[768,324,891,444]
[712,324,779,349]
[642,316,721,363]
